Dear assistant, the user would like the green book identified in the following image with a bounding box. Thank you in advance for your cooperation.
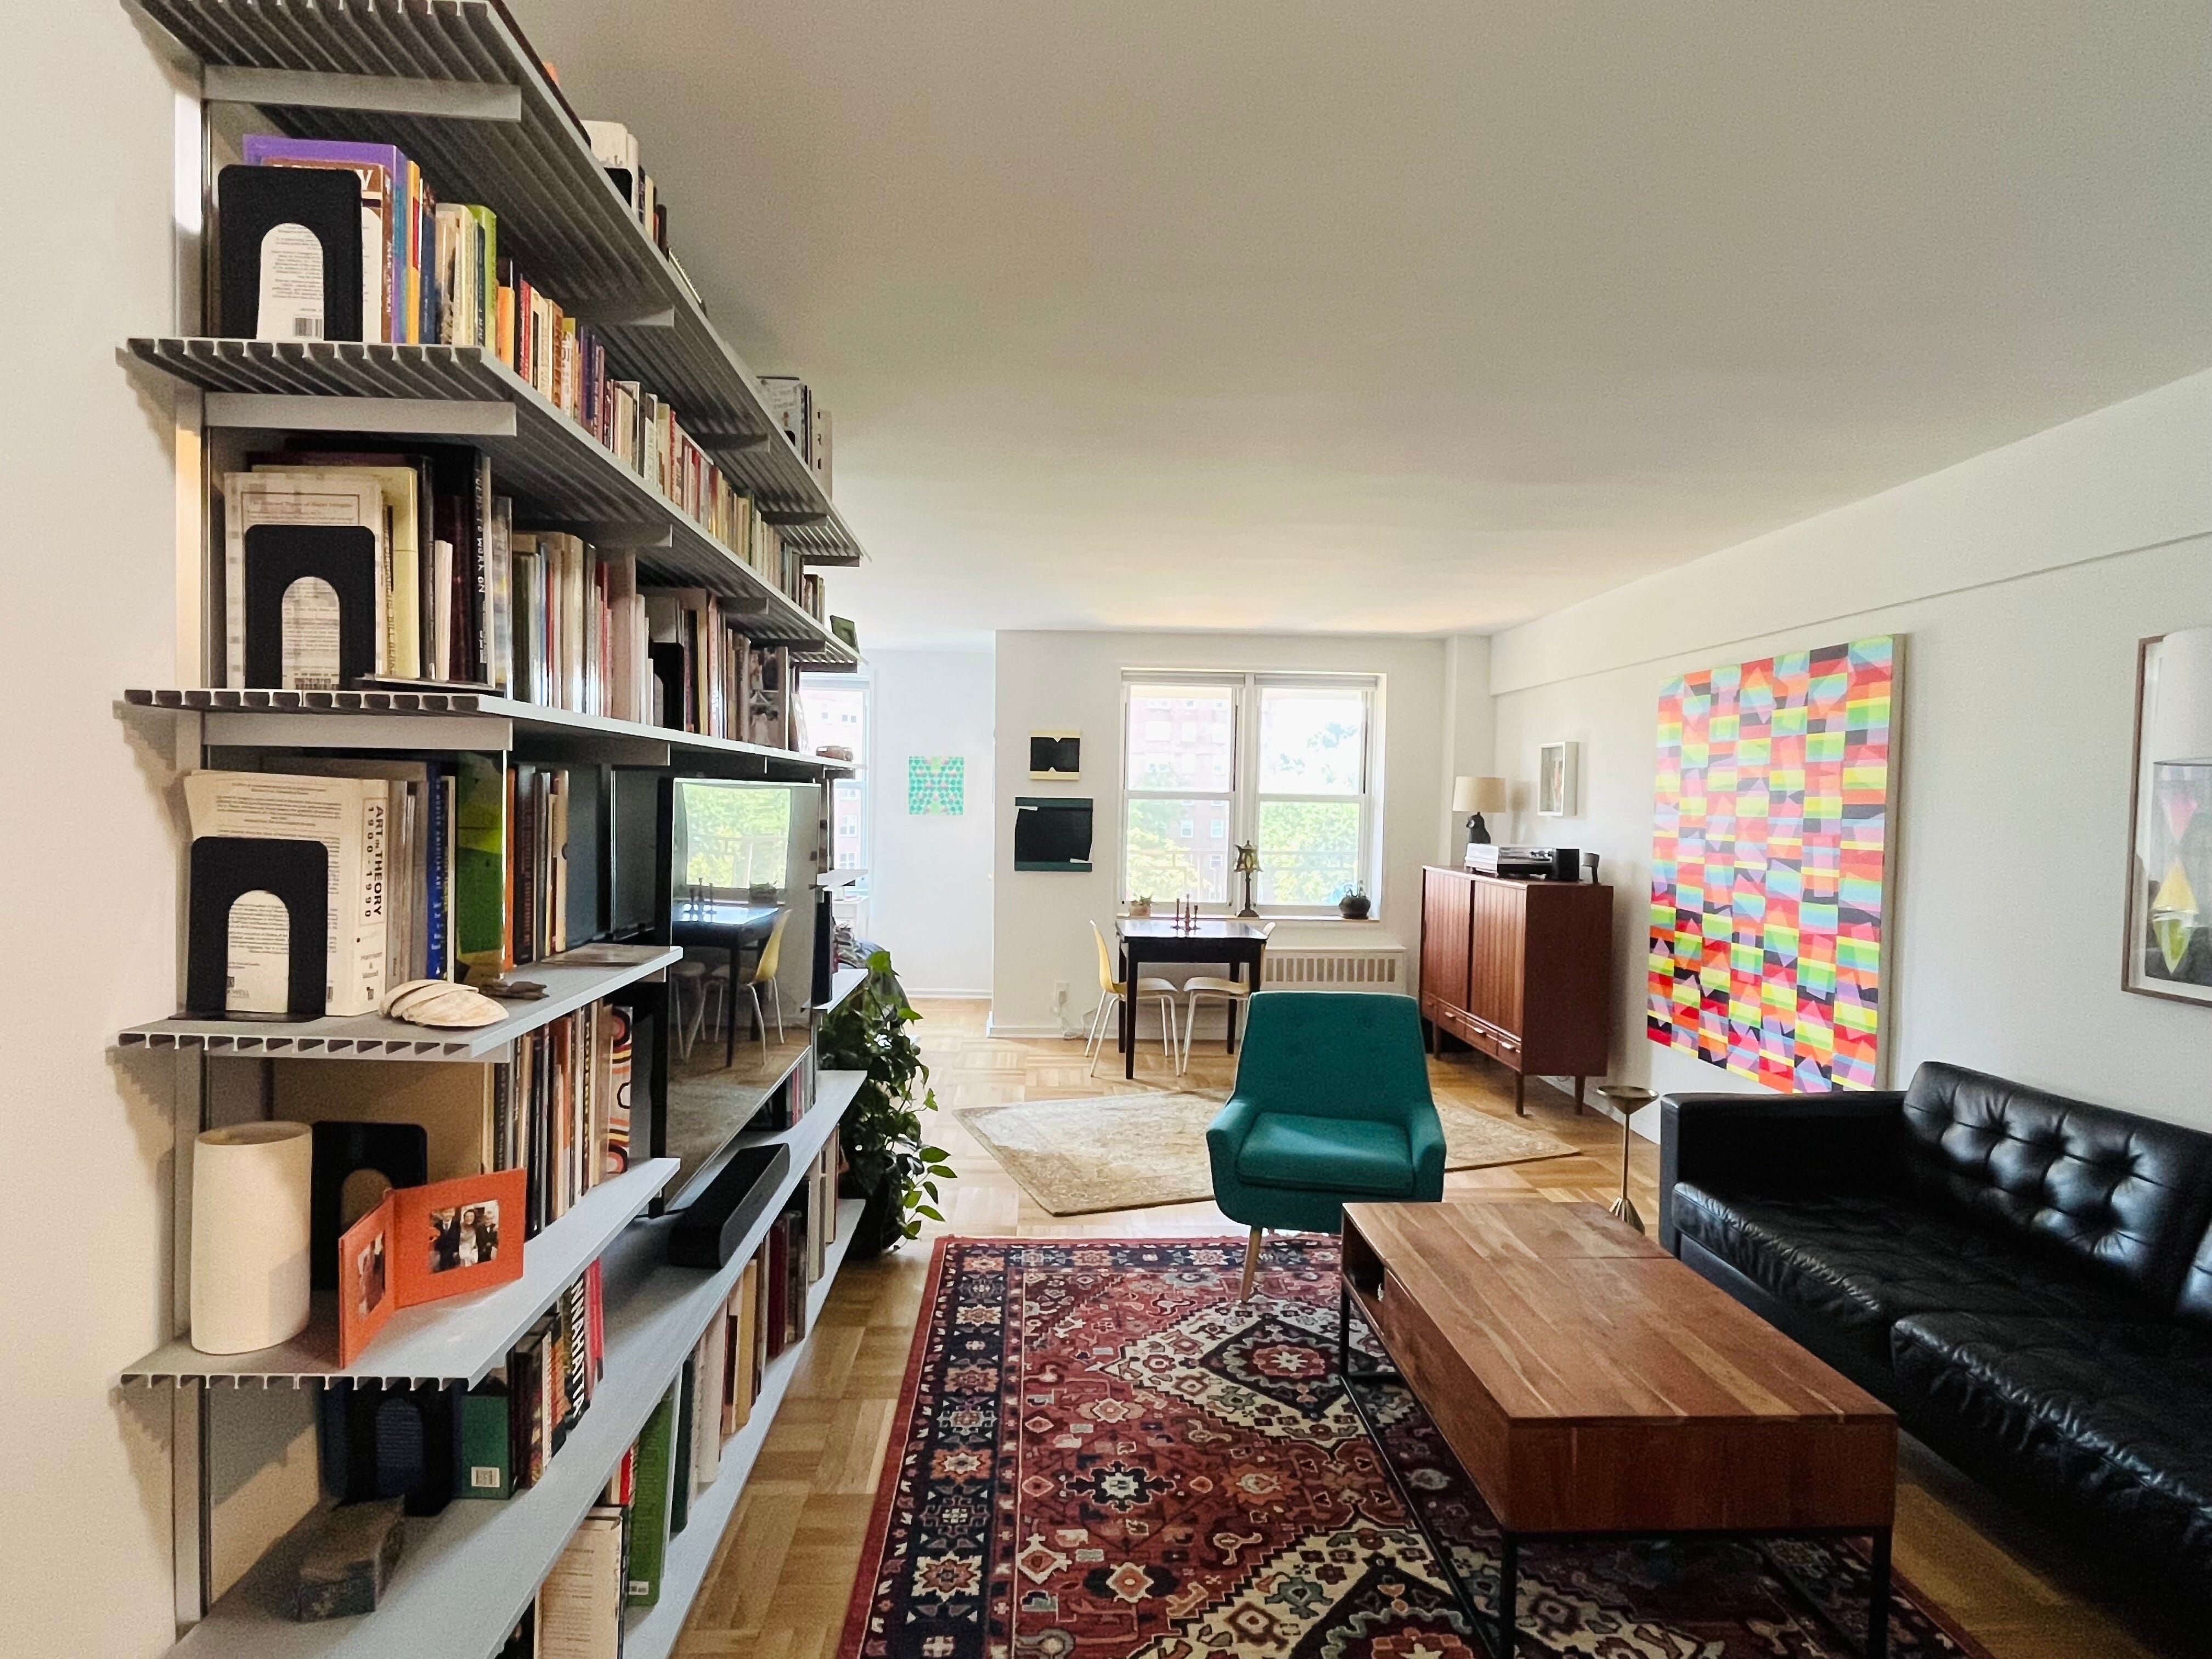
[625,1386,680,1605]
[670,1355,697,1536]
[454,751,507,969]
[459,1381,512,1499]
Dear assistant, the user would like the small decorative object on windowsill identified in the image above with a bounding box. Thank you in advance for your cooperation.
[1128,895,1153,917]
[1338,884,1372,920]
[1594,1084,1657,1233]
[1453,774,1508,848]
[1233,843,1262,917]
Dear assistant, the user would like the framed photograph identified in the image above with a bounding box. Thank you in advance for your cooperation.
[1537,741,1579,817]
[2125,627,2212,1006]
[393,1169,526,1307]
[1029,731,1081,780]
[336,1198,396,1367]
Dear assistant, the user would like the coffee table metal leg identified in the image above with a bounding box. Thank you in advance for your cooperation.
[1496,1533,1517,1656]
[1338,1280,1350,1381]
[1865,1528,1891,1659]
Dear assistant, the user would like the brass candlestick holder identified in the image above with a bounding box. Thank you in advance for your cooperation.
[1594,1084,1657,1233]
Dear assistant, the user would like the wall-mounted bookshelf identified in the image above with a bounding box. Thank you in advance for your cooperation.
[123,689,857,777]
[165,1153,867,1658]
[122,1,882,1650]
[122,1156,680,1389]
[133,0,865,566]
[124,340,854,658]
[120,943,678,1059]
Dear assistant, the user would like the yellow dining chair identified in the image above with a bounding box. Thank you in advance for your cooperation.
[1086,921,1181,1076]
[1178,922,1273,1073]
[730,907,791,1065]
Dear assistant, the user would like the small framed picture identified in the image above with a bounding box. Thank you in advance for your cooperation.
[337,1200,395,1367]
[2125,628,2212,1006]
[1029,731,1081,780]
[393,1169,526,1307]
[1537,741,1579,817]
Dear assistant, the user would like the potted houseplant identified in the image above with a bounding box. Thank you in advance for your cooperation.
[820,949,955,1256]
[1128,895,1154,917]
[1337,883,1373,920]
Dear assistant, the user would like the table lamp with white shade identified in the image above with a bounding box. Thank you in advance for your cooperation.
[1453,775,1508,845]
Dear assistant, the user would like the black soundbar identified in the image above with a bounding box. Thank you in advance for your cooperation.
[667,1143,791,1268]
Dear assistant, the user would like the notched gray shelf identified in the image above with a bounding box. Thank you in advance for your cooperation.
[122,1158,679,1389]
[135,0,865,566]
[813,964,867,1012]
[123,687,857,776]
[125,338,855,659]
[163,1083,870,1659]
[117,943,679,1058]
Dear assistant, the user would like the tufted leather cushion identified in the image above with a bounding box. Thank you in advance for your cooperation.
[1669,1182,2150,1365]
[1898,1062,2212,1304]
[1892,1312,2212,1581]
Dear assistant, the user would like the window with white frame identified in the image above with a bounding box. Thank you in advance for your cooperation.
[797,672,870,894]
[1121,673,1379,913]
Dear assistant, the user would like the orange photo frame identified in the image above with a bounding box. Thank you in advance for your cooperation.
[335,1168,528,1366]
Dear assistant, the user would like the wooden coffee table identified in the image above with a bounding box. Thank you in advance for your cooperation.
[1339,1200,1898,1658]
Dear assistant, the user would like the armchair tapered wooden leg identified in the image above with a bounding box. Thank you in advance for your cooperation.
[1240,1227,1262,1300]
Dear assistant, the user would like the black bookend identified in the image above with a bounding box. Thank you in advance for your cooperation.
[216,164,365,341]
[319,1383,460,1517]
[310,1122,429,1290]
[241,522,381,691]
[668,1144,791,1268]
[185,836,329,1018]
[648,641,687,729]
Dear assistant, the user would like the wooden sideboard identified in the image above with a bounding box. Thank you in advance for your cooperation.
[1419,865,1613,1113]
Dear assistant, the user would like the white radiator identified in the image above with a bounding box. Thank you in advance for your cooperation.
[1260,945,1407,990]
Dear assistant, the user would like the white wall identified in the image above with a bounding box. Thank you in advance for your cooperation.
[864,649,996,995]
[991,631,1447,1037]
[1488,368,2212,1131]
[0,9,199,1655]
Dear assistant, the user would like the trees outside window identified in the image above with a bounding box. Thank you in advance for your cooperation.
[1121,674,1380,915]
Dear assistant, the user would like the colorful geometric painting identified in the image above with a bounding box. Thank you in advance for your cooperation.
[907,755,964,816]
[1647,636,1897,1091]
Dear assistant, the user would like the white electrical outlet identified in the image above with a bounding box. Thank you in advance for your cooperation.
[1052,981,1069,1007]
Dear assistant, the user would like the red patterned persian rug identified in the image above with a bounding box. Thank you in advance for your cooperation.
[839,1237,1996,1659]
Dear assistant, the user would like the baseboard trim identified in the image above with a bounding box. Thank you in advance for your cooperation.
[983,1018,1076,1040]
[906,988,991,1000]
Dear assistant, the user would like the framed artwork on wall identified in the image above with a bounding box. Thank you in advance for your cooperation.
[908,755,965,816]
[1537,741,1578,816]
[1647,635,1899,1091]
[1029,731,1081,779]
[2126,626,2212,1006]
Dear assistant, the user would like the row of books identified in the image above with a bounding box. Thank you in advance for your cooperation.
[647,588,799,748]
[506,1003,634,1237]
[747,1045,820,1136]
[222,138,837,596]
[182,751,578,1015]
[219,452,826,726]
[474,1259,609,1500]
[496,1148,840,1656]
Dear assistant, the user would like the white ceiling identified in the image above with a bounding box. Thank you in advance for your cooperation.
[518,1,2212,648]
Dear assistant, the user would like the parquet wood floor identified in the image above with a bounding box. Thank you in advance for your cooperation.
[674,999,2193,1659]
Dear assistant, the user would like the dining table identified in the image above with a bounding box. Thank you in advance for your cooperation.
[670,899,782,1065]
[1115,916,1271,1079]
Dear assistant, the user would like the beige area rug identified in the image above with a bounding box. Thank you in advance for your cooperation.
[951,1091,1577,1216]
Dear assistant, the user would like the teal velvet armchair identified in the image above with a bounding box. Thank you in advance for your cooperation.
[1205,991,1445,1297]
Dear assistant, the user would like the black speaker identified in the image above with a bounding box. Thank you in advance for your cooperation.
[668,1144,791,1268]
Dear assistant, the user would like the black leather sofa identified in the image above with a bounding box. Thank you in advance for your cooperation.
[1660,1060,2212,1596]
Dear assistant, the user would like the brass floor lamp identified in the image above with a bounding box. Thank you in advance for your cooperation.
[1593,1084,1657,1233]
